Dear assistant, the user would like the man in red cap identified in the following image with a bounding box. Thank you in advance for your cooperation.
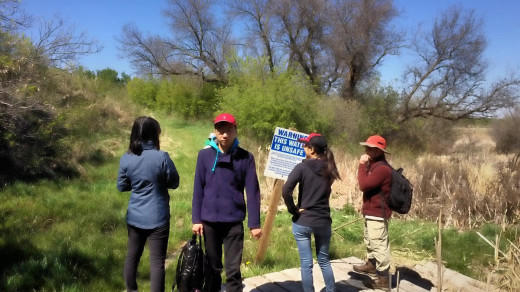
[192,113,262,292]
[354,135,392,289]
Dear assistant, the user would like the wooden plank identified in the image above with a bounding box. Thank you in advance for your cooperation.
[413,261,501,292]
[278,268,302,281]
[243,275,270,289]
[397,279,430,292]
[245,269,302,292]
[241,257,495,292]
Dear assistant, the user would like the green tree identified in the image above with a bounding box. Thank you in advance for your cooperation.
[156,77,218,118]
[357,79,399,140]
[126,77,158,108]
[96,68,119,83]
[218,58,331,143]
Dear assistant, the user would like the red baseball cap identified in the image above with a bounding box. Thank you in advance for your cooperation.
[298,133,321,144]
[360,135,389,153]
[214,113,236,126]
[298,133,327,150]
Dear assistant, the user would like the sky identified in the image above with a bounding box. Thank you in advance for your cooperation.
[22,0,520,88]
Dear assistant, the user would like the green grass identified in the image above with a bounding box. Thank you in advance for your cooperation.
[1,111,518,291]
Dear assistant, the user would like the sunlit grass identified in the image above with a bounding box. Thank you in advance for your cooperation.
[1,110,519,290]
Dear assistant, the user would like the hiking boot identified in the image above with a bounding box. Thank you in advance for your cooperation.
[353,258,376,275]
[367,271,390,291]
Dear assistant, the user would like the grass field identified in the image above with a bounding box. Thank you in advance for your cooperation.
[1,112,518,291]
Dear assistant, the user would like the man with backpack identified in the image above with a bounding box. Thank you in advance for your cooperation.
[354,135,393,290]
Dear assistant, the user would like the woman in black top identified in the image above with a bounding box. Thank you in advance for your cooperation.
[282,133,341,292]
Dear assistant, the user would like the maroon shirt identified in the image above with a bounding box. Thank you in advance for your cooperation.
[357,158,392,219]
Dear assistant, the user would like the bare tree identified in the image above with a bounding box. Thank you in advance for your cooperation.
[398,6,520,123]
[271,0,335,93]
[329,0,402,99]
[118,0,232,83]
[0,0,31,31]
[118,23,177,76]
[32,15,102,67]
[226,0,277,72]
[267,0,401,95]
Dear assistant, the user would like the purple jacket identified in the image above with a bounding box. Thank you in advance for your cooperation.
[192,139,261,229]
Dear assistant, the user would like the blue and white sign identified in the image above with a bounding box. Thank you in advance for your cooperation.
[264,127,308,180]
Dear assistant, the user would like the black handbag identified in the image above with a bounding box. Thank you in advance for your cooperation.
[173,234,205,292]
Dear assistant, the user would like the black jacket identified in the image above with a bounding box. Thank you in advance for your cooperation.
[282,159,332,228]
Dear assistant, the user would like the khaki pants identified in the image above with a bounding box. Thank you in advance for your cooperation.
[363,218,390,272]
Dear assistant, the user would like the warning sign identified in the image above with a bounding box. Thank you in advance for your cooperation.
[264,127,308,180]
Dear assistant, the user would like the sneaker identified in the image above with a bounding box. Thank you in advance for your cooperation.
[353,259,376,276]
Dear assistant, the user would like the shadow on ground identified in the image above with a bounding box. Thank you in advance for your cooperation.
[250,266,434,292]
[394,266,434,290]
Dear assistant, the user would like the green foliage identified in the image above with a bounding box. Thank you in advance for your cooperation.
[1,110,517,290]
[352,78,457,154]
[325,97,362,147]
[156,77,219,118]
[0,113,210,291]
[218,59,333,143]
[96,68,119,83]
[74,66,96,79]
[126,76,218,119]
[126,77,158,108]
[0,31,74,184]
[356,80,400,141]
[120,72,131,84]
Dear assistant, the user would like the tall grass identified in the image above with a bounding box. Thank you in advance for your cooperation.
[0,111,213,291]
[248,129,520,288]
[2,108,519,290]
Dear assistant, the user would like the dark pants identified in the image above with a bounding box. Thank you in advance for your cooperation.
[124,223,169,292]
[202,221,244,292]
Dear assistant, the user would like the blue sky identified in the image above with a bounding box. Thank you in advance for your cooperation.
[22,0,520,88]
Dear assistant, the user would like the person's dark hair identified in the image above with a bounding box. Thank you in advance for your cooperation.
[310,136,341,184]
[128,116,161,155]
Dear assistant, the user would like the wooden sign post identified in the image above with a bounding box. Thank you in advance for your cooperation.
[255,178,284,263]
[256,127,308,263]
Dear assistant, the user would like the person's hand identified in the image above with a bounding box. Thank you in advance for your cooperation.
[250,228,262,240]
[359,154,370,165]
[192,223,203,235]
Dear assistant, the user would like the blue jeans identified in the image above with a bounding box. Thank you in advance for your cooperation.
[292,222,335,292]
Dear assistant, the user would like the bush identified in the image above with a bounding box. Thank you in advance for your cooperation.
[126,77,158,108]
[355,79,400,142]
[325,97,362,148]
[491,108,520,158]
[217,59,333,144]
[156,77,219,118]
[387,117,456,154]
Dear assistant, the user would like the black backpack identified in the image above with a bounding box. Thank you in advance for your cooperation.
[386,163,413,214]
[172,234,205,292]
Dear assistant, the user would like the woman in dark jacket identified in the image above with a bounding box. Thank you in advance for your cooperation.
[117,116,180,292]
[282,133,341,292]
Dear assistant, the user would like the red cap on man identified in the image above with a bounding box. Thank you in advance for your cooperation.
[360,135,389,154]
[214,113,237,126]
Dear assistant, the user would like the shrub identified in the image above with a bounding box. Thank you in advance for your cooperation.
[156,77,218,118]
[217,59,332,144]
[387,117,456,154]
[325,97,362,148]
[491,107,520,158]
[126,77,158,108]
[355,79,400,141]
